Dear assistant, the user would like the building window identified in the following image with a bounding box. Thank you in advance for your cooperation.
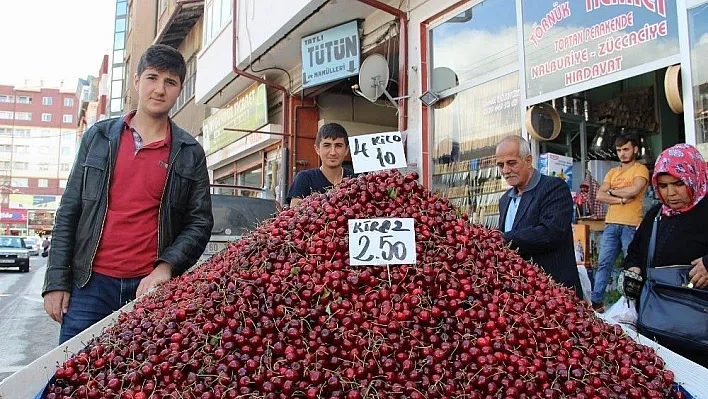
[42,113,52,122]
[203,0,232,46]
[159,0,167,13]
[0,161,10,171]
[12,178,29,188]
[14,162,29,170]
[38,179,49,188]
[15,112,32,121]
[113,49,124,64]
[64,98,74,107]
[114,31,125,50]
[0,95,14,103]
[60,163,72,172]
[61,147,73,156]
[63,114,73,123]
[0,111,13,120]
[42,96,53,105]
[171,56,197,115]
[110,98,123,114]
[13,129,30,138]
[116,0,127,16]
[38,162,50,172]
[0,145,10,152]
[16,96,31,104]
[15,145,29,154]
[59,180,67,189]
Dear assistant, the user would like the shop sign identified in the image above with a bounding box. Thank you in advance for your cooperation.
[523,0,679,98]
[206,130,279,170]
[301,20,360,88]
[9,194,61,210]
[203,83,268,155]
[0,208,28,223]
[349,131,407,174]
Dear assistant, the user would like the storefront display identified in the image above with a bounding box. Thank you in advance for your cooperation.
[424,0,696,230]
[431,73,520,225]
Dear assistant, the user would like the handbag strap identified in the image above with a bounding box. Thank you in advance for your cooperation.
[647,214,660,270]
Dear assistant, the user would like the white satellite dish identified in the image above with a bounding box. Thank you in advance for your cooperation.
[352,53,407,109]
[431,67,458,93]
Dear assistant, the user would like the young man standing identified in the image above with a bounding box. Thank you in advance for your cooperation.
[43,44,214,343]
[287,123,354,207]
[591,134,649,311]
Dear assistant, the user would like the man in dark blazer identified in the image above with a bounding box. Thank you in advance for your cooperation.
[496,136,582,295]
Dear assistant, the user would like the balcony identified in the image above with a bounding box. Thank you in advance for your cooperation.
[155,0,204,49]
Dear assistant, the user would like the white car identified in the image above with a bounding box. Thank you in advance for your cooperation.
[0,236,31,272]
[22,236,42,256]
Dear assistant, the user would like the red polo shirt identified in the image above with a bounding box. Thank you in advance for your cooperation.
[92,114,171,278]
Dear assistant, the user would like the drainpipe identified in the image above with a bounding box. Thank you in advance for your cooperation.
[351,0,408,132]
[231,0,291,202]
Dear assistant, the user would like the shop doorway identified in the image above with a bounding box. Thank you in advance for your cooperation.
[534,67,685,195]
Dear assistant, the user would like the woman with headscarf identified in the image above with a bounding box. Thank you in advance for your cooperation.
[622,143,708,366]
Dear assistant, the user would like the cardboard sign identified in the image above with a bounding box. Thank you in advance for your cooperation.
[348,132,407,173]
[348,218,416,266]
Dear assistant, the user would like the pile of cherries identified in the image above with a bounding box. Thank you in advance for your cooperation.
[46,170,682,399]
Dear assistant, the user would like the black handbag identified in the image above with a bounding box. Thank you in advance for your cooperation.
[636,215,708,353]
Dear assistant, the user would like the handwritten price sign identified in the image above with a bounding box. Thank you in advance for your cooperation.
[348,218,416,266]
[348,131,407,173]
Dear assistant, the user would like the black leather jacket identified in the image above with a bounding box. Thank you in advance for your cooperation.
[42,116,214,295]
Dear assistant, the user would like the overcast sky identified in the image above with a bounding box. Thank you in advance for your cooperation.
[0,0,115,88]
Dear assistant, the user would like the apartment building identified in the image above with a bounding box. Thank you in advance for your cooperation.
[155,0,208,137]
[109,0,128,118]
[0,84,79,234]
[77,55,110,138]
[109,0,207,137]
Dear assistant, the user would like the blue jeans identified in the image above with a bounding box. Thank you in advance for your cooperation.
[591,223,636,304]
[59,272,144,344]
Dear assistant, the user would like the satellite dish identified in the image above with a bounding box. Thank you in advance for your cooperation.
[352,53,408,109]
[357,53,389,100]
[431,67,458,93]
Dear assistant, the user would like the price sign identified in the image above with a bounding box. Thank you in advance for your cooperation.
[348,218,416,266]
[348,131,407,173]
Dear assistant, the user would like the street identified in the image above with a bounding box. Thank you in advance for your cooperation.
[0,256,59,383]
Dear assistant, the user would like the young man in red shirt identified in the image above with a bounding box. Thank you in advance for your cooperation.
[43,44,214,343]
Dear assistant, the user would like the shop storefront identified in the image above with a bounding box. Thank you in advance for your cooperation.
[3,194,59,235]
[203,82,285,199]
[195,1,408,204]
[415,0,708,228]
[0,208,28,235]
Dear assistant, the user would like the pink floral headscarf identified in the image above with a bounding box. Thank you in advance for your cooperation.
[652,143,708,216]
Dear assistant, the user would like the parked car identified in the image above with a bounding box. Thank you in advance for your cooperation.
[195,187,280,267]
[22,236,41,256]
[0,236,31,272]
